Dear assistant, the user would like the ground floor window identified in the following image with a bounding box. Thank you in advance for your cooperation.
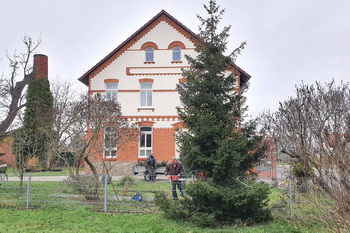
[104,126,117,158]
[139,126,152,157]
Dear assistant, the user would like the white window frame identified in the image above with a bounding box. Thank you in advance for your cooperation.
[104,126,117,158]
[139,127,152,158]
[172,46,181,61]
[145,47,154,62]
[105,83,118,102]
[140,83,152,107]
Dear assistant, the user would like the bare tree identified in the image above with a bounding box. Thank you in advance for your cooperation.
[43,82,138,200]
[0,36,41,139]
[12,128,40,192]
[58,92,138,200]
[45,80,82,170]
[70,93,138,175]
[259,80,350,231]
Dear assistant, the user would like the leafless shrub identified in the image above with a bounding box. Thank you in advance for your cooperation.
[63,174,101,201]
[259,80,350,232]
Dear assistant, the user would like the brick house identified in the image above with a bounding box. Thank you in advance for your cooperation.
[0,135,16,167]
[78,10,252,175]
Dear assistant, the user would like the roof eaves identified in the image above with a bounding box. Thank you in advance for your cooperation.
[78,10,198,86]
[78,10,250,88]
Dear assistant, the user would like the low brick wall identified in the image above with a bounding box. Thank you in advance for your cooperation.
[86,161,137,176]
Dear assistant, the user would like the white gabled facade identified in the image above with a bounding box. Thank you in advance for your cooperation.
[79,10,251,175]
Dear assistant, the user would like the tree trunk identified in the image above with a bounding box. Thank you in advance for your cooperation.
[0,74,33,139]
[19,171,24,193]
[75,153,85,174]
[84,156,98,175]
[84,156,100,198]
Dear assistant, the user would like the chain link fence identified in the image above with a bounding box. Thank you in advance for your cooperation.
[258,155,339,225]
[0,162,337,221]
[0,173,179,213]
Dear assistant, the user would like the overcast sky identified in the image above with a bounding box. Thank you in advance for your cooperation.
[1,0,349,118]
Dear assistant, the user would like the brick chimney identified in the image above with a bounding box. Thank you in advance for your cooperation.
[33,54,48,79]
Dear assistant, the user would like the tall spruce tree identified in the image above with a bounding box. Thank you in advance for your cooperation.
[156,1,271,226]
[177,0,265,182]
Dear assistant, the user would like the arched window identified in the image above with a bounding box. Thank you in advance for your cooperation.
[172,46,181,61]
[145,47,154,62]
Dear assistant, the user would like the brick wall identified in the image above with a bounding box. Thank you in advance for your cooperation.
[85,161,136,176]
[115,134,139,162]
[33,54,48,79]
[85,127,176,176]
[0,136,16,167]
[153,127,175,163]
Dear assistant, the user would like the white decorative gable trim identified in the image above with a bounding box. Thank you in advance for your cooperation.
[127,116,180,129]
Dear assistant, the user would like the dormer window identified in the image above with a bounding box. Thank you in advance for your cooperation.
[172,46,181,61]
[145,47,154,62]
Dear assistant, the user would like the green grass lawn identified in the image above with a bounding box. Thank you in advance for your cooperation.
[0,179,174,213]
[5,167,83,177]
[0,178,329,232]
[0,206,325,233]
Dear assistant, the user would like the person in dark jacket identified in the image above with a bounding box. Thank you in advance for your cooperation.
[164,157,184,200]
[146,152,157,181]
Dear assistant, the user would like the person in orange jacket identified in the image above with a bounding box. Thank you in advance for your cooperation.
[164,157,184,200]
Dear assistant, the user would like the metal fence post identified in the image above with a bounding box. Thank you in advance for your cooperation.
[288,178,293,218]
[103,174,108,212]
[26,172,32,208]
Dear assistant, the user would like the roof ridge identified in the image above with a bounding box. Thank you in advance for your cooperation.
[78,10,250,87]
[78,10,196,85]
